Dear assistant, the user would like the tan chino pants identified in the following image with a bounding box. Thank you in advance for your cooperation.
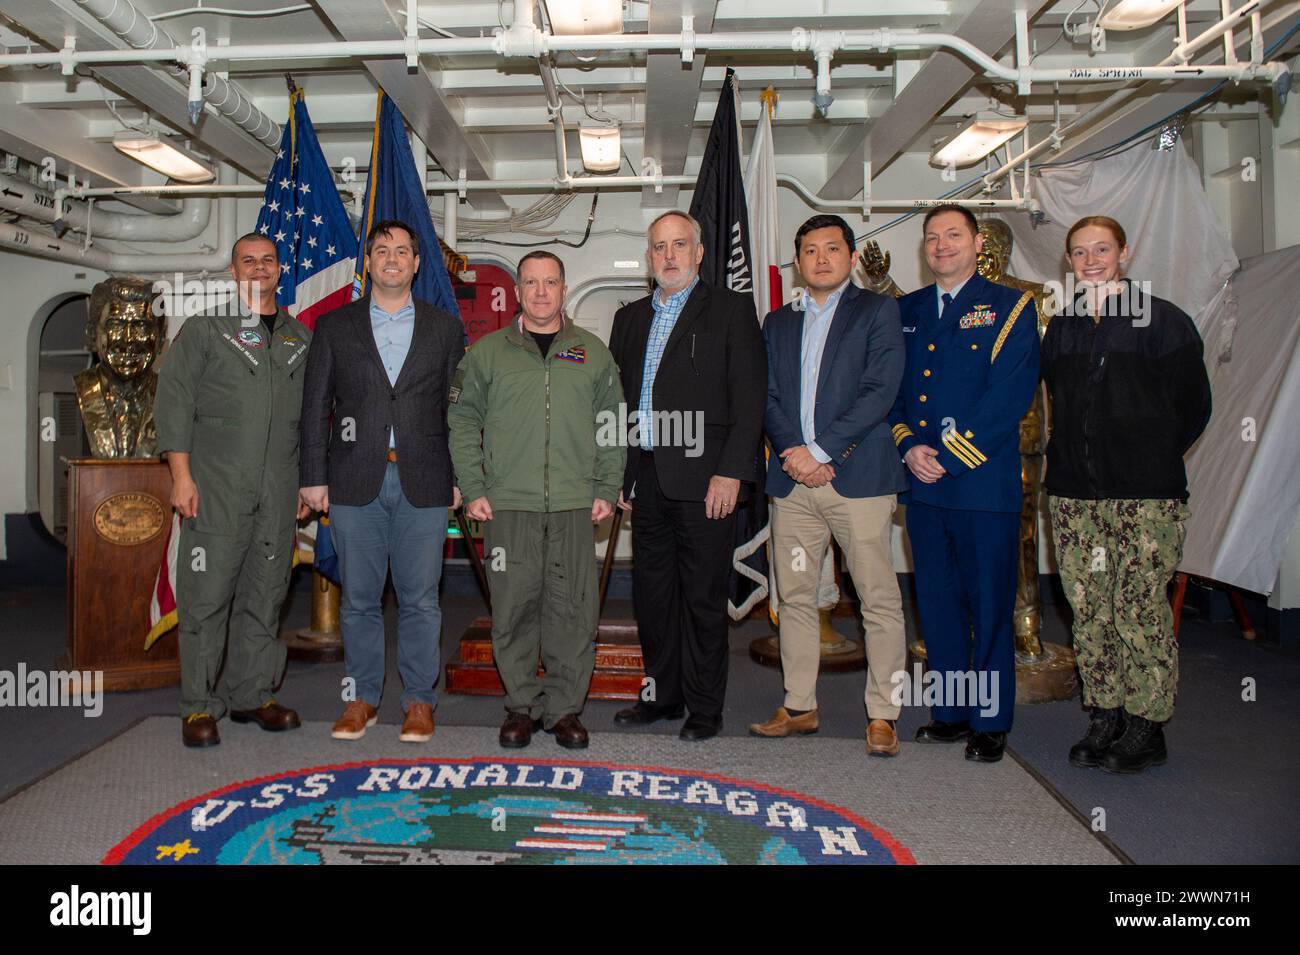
[771,484,906,718]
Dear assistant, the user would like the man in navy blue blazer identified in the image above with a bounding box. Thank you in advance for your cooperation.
[888,204,1040,763]
[752,215,909,757]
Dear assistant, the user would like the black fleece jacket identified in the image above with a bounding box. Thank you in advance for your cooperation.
[1042,281,1212,501]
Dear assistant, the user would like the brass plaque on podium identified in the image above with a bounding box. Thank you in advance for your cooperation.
[92,492,167,546]
[67,459,180,690]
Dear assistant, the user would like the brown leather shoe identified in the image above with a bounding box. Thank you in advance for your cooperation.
[499,711,538,749]
[331,701,378,740]
[548,714,589,750]
[230,700,301,732]
[399,702,435,742]
[749,706,819,738]
[867,719,900,757]
[182,713,220,748]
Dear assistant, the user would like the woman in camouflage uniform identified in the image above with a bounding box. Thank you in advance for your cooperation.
[1042,216,1211,774]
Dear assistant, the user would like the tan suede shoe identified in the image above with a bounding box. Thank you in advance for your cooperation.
[331,701,378,740]
[399,702,435,743]
[748,706,819,738]
[867,719,900,757]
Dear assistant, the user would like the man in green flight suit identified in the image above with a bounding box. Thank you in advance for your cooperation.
[155,232,313,747]
[449,250,625,750]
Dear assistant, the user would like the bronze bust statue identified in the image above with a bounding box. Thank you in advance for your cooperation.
[74,277,165,458]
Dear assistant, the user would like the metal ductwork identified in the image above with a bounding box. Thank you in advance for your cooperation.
[0,164,237,274]
[72,0,280,147]
[0,170,210,241]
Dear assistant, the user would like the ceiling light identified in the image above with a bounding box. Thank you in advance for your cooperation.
[544,1,623,35]
[929,113,1028,169]
[1097,0,1184,31]
[579,126,621,173]
[112,129,214,183]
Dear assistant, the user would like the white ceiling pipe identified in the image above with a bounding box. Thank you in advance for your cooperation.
[3,20,1288,90]
[72,0,280,146]
[69,169,1040,216]
[980,0,1298,190]
[537,55,572,182]
[0,164,238,274]
[0,171,211,240]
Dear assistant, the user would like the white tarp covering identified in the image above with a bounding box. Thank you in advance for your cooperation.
[1004,143,1239,327]
[1180,246,1300,595]
[999,142,1298,594]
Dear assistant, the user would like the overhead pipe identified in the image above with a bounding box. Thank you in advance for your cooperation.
[0,171,210,240]
[2,17,1289,95]
[66,170,1040,214]
[71,0,280,146]
[537,54,572,183]
[0,164,238,274]
[979,0,1299,191]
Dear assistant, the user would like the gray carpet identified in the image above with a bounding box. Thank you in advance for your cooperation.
[3,582,1296,864]
[0,717,1118,865]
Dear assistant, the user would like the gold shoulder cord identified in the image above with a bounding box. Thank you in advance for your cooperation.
[990,291,1033,364]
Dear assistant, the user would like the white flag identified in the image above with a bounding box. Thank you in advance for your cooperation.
[744,93,782,323]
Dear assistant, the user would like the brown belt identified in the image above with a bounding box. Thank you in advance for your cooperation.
[386,449,398,463]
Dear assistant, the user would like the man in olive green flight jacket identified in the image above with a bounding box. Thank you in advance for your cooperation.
[448,251,624,750]
[155,233,312,747]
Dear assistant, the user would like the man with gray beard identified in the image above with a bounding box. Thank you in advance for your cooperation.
[608,210,767,742]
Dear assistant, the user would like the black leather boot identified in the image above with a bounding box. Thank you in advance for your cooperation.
[1100,714,1167,774]
[1068,706,1125,768]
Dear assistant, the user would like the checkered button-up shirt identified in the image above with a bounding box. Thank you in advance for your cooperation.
[638,276,698,450]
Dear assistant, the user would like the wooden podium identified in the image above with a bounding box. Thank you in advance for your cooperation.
[66,459,180,690]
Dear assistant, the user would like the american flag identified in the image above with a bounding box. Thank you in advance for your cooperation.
[255,87,357,330]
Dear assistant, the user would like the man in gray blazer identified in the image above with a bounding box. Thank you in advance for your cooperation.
[299,219,464,743]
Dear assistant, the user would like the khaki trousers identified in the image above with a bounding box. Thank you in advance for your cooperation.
[771,485,905,718]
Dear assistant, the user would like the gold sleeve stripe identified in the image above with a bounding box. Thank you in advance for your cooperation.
[950,431,987,463]
[942,432,980,469]
[891,424,914,446]
[990,291,1034,364]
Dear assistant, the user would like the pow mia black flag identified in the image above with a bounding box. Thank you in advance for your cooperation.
[691,69,754,295]
[690,68,769,619]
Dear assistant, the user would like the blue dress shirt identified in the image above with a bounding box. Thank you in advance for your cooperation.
[370,295,416,447]
[638,276,699,451]
[799,278,852,464]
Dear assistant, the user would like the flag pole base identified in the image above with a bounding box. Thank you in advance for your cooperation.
[281,570,345,662]
[748,609,866,672]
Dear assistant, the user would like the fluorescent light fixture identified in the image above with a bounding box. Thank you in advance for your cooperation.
[1097,0,1184,31]
[579,126,621,173]
[112,129,214,183]
[544,0,623,35]
[929,113,1028,169]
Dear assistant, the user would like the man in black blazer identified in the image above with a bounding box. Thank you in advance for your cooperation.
[608,210,767,741]
[299,220,464,744]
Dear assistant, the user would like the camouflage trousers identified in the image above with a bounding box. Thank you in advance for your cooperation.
[1048,497,1189,722]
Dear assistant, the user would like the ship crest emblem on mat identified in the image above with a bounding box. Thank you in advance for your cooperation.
[105,760,914,866]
